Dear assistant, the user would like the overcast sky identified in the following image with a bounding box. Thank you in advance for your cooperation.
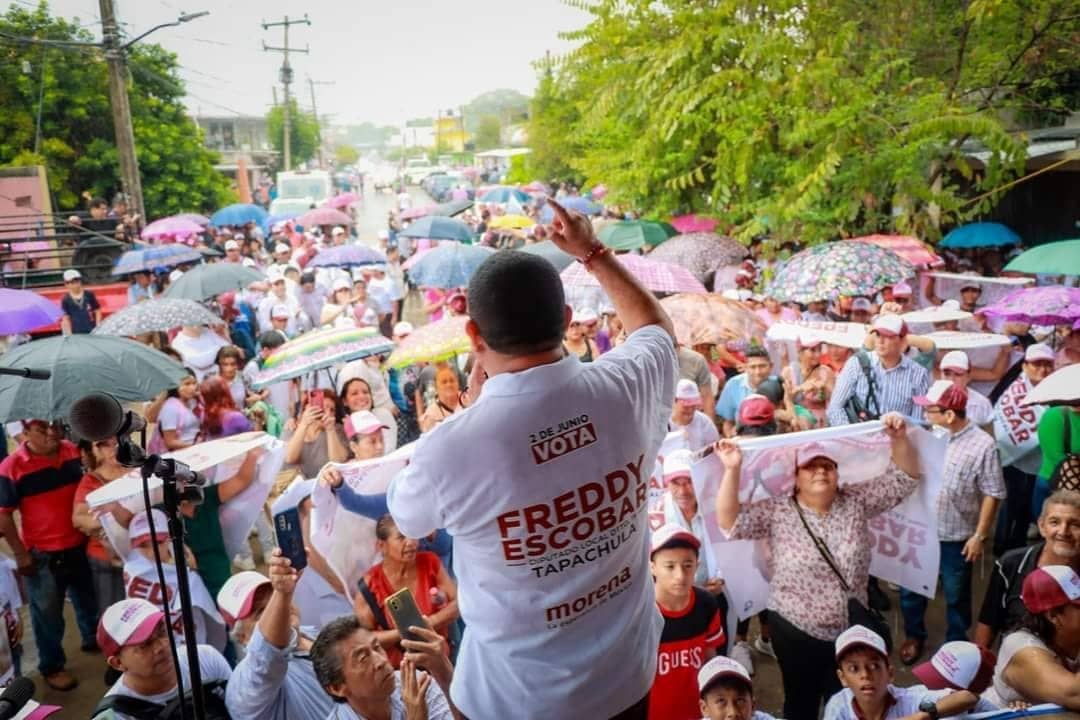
[40,0,589,126]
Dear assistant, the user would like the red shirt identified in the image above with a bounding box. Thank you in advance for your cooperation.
[364,551,450,668]
[74,473,111,563]
[649,587,726,720]
[0,441,85,552]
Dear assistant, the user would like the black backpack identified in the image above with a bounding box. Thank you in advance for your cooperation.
[91,680,230,720]
[1050,411,1080,493]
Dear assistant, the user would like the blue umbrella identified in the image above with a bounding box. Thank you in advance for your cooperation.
[210,203,269,229]
[479,187,530,205]
[539,197,602,223]
[266,212,300,228]
[406,244,495,289]
[111,244,203,275]
[940,222,1021,249]
[307,244,387,268]
[398,216,475,243]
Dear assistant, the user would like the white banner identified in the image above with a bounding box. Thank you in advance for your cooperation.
[993,375,1045,472]
[123,552,227,651]
[691,422,947,612]
[310,443,414,599]
[766,320,868,349]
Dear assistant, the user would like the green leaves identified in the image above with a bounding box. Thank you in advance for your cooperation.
[266,99,320,167]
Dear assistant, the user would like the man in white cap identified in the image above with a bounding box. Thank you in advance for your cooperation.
[224,239,243,264]
[258,267,303,336]
[655,450,723,595]
[697,655,777,720]
[849,297,875,325]
[367,264,402,335]
[271,242,293,271]
[60,268,101,335]
[937,350,993,427]
[270,304,294,338]
[670,379,720,451]
[330,226,348,246]
[92,598,232,717]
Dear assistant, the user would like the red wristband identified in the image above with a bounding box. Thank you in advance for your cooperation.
[579,244,610,272]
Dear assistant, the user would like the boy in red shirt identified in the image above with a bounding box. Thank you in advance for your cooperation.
[649,523,725,720]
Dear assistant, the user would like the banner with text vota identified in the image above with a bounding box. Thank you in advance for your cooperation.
[497,412,655,631]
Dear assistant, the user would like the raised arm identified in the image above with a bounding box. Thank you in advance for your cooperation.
[713,439,743,533]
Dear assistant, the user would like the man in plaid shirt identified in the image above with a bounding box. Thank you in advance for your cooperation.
[897,381,1006,665]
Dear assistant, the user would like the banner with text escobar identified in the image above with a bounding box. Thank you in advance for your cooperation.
[693,422,947,612]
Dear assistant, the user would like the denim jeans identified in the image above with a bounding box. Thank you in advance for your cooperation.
[25,547,99,674]
[900,540,971,643]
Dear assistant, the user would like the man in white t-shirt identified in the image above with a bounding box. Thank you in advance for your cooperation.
[670,379,720,451]
[938,351,993,428]
[387,199,677,719]
[92,598,231,719]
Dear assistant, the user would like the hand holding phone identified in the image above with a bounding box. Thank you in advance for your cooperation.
[273,508,307,571]
[386,588,430,643]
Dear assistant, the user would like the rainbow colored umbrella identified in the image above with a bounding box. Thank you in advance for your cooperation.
[386,315,471,369]
[249,326,393,390]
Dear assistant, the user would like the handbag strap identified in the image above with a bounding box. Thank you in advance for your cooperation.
[357,578,391,631]
[791,497,852,594]
[856,351,881,418]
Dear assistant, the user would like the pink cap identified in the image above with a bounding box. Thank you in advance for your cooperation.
[216,571,271,625]
[939,350,970,372]
[872,314,907,337]
[738,394,775,427]
[913,641,996,693]
[97,599,165,658]
[1025,343,1055,363]
[650,523,701,556]
[675,379,702,406]
[914,380,968,412]
[1022,565,1080,614]
[129,509,169,548]
[698,655,752,695]
[662,449,693,480]
[344,410,388,439]
[795,441,838,468]
[891,281,913,298]
[835,624,887,660]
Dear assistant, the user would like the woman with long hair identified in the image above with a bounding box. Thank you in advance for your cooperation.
[72,437,132,610]
[782,335,835,430]
[154,368,202,451]
[339,376,398,453]
[199,376,252,440]
[283,389,349,479]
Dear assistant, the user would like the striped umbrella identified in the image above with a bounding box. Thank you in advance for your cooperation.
[386,315,471,368]
[561,253,707,294]
[250,326,394,390]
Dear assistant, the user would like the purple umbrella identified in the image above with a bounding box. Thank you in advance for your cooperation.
[174,213,209,226]
[0,288,63,334]
[298,207,353,227]
[306,244,387,268]
[141,216,205,241]
[325,193,361,209]
[979,286,1080,326]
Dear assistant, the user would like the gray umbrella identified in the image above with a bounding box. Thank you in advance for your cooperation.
[162,263,264,301]
[0,335,187,422]
[93,298,223,336]
[518,240,575,271]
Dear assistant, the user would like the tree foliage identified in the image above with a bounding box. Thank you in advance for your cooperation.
[462,88,530,132]
[333,144,359,166]
[266,99,320,168]
[0,3,232,217]
[530,0,1079,244]
[474,115,503,150]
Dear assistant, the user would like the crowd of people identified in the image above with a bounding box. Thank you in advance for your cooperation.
[0,185,1077,720]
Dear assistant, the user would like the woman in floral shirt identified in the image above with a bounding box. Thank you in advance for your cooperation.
[713,413,922,720]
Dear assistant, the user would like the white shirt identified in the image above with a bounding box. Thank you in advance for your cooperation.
[170,329,228,380]
[387,325,677,720]
[328,673,452,720]
[244,359,293,421]
[966,387,994,427]
[104,644,231,719]
[366,276,399,314]
[983,629,1074,707]
[293,568,353,634]
[258,292,303,337]
[824,683,998,719]
[669,410,720,452]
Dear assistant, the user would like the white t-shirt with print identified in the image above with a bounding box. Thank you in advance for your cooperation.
[157,397,201,445]
[388,325,677,720]
[669,410,720,452]
[102,644,231,719]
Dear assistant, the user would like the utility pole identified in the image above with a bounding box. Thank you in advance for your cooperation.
[99,0,145,223]
[262,14,310,171]
[307,77,334,169]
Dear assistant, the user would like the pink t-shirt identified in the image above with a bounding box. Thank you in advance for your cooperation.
[424,288,447,322]
[754,306,799,328]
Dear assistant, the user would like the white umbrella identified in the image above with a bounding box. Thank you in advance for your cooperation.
[1023,364,1080,406]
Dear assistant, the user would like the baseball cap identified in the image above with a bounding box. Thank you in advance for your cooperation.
[891,281,913,298]
[63,269,82,282]
[216,571,272,625]
[940,350,970,372]
[266,266,285,283]
[914,380,968,412]
[872,314,907,337]
[851,297,873,312]
[331,277,352,292]
[835,624,888,661]
[959,274,982,291]
[663,449,693,480]
[1021,565,1080,614]
[737,394,774,427]
[1025,343,1055,363]
[795,441,839,468]
[675,378,703,406]
[3,421,24,438]
[233,233,245,241]
[796,333,823,350]
[392,321,414,339]
[572,307,599,324]
[97,598,165,658]
[224,239,239,251]
[698,655,753,696]
[344,410,388,439]
[242,258,257,268]
[650,523,700,557]
[129,509,169,548]
[274,243,291,255]
[285,262,301,274]
[270,304,290,320]
[913,641,996,693]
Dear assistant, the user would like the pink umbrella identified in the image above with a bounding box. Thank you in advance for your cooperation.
[174,213,209,226]
[298,207,353,227]
[561,253,707,294]
[849,234,943,269]
[325,193,360,209]
[523,180,549,195]
[141,216,205,242]
[670,214,718,234]
[401,205,437,220]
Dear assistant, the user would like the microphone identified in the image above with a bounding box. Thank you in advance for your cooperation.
[69,392,146,442]
[0,677,35,720]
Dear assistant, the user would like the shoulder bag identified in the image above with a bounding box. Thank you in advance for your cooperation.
[843,351,881,423]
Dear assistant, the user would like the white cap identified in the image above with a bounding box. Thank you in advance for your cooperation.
[344,410,388,439]
[573,307,599,324]
[871,314,906,337]
[4,421,24,437]
[97,598,164,657]
[233,233,245,241]
[129,509,169,547]
[169,269,184,283]
[663,449,693,480]
[393,321,414,338]
[224,239,240,251]
[63,269,82,282]
[270,304,290,319]
[650,522,701,555]
[940,350,970,372]
[835,624,888,660]
[331,226,346,236]
[697,655,752,695]
[266,266,285,283]
[891,281,913,298]
[270,476,316,516]
[913,641,996,693]
[216,571,271,625]
[242,257,257,268]
[285,262,301,274]
[1025,343,1055,363]
[675,378,702,406]
[737,289,753,301]
[274,243,291,255]
[351,267,367,282]
[331,277,352,292]
[851,297,873,312]
[941,299,962,311]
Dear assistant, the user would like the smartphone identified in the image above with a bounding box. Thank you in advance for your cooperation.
[273,508,307,571]
[385,587,430,642]
[307,388,325,409]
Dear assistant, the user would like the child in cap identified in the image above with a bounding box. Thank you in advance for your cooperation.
[649,523,726,720]
[697,655,777,720]
[823,625,981,719]
[911,642,1002,710]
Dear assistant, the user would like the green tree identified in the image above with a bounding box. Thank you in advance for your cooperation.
[0,3,232,216]
[530,0,1078,245]
[474,115,502,150]
[334,144,359,166]
[525,61,583,185]
[462,89,530,132]
[266,99,320,168]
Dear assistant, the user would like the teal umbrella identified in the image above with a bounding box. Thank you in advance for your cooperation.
[598,220,678,251]
[0,335,187,422]
[398,216,474,243]
[1004,239,1080,276]
[162,263,265,301]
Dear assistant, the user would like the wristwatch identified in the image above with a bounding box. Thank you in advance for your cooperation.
[918,699,940,720]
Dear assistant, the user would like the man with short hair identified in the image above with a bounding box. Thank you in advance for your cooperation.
[716,347,773,437]
[677,345,716,420]
[386,200,676,719]
[127,271,155,305]
[959,278,983,313]
[669,379,720,451]
[827,315,931,427]
[258,268,302,336]
[60,269,102,335]
[0,419,98,691]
